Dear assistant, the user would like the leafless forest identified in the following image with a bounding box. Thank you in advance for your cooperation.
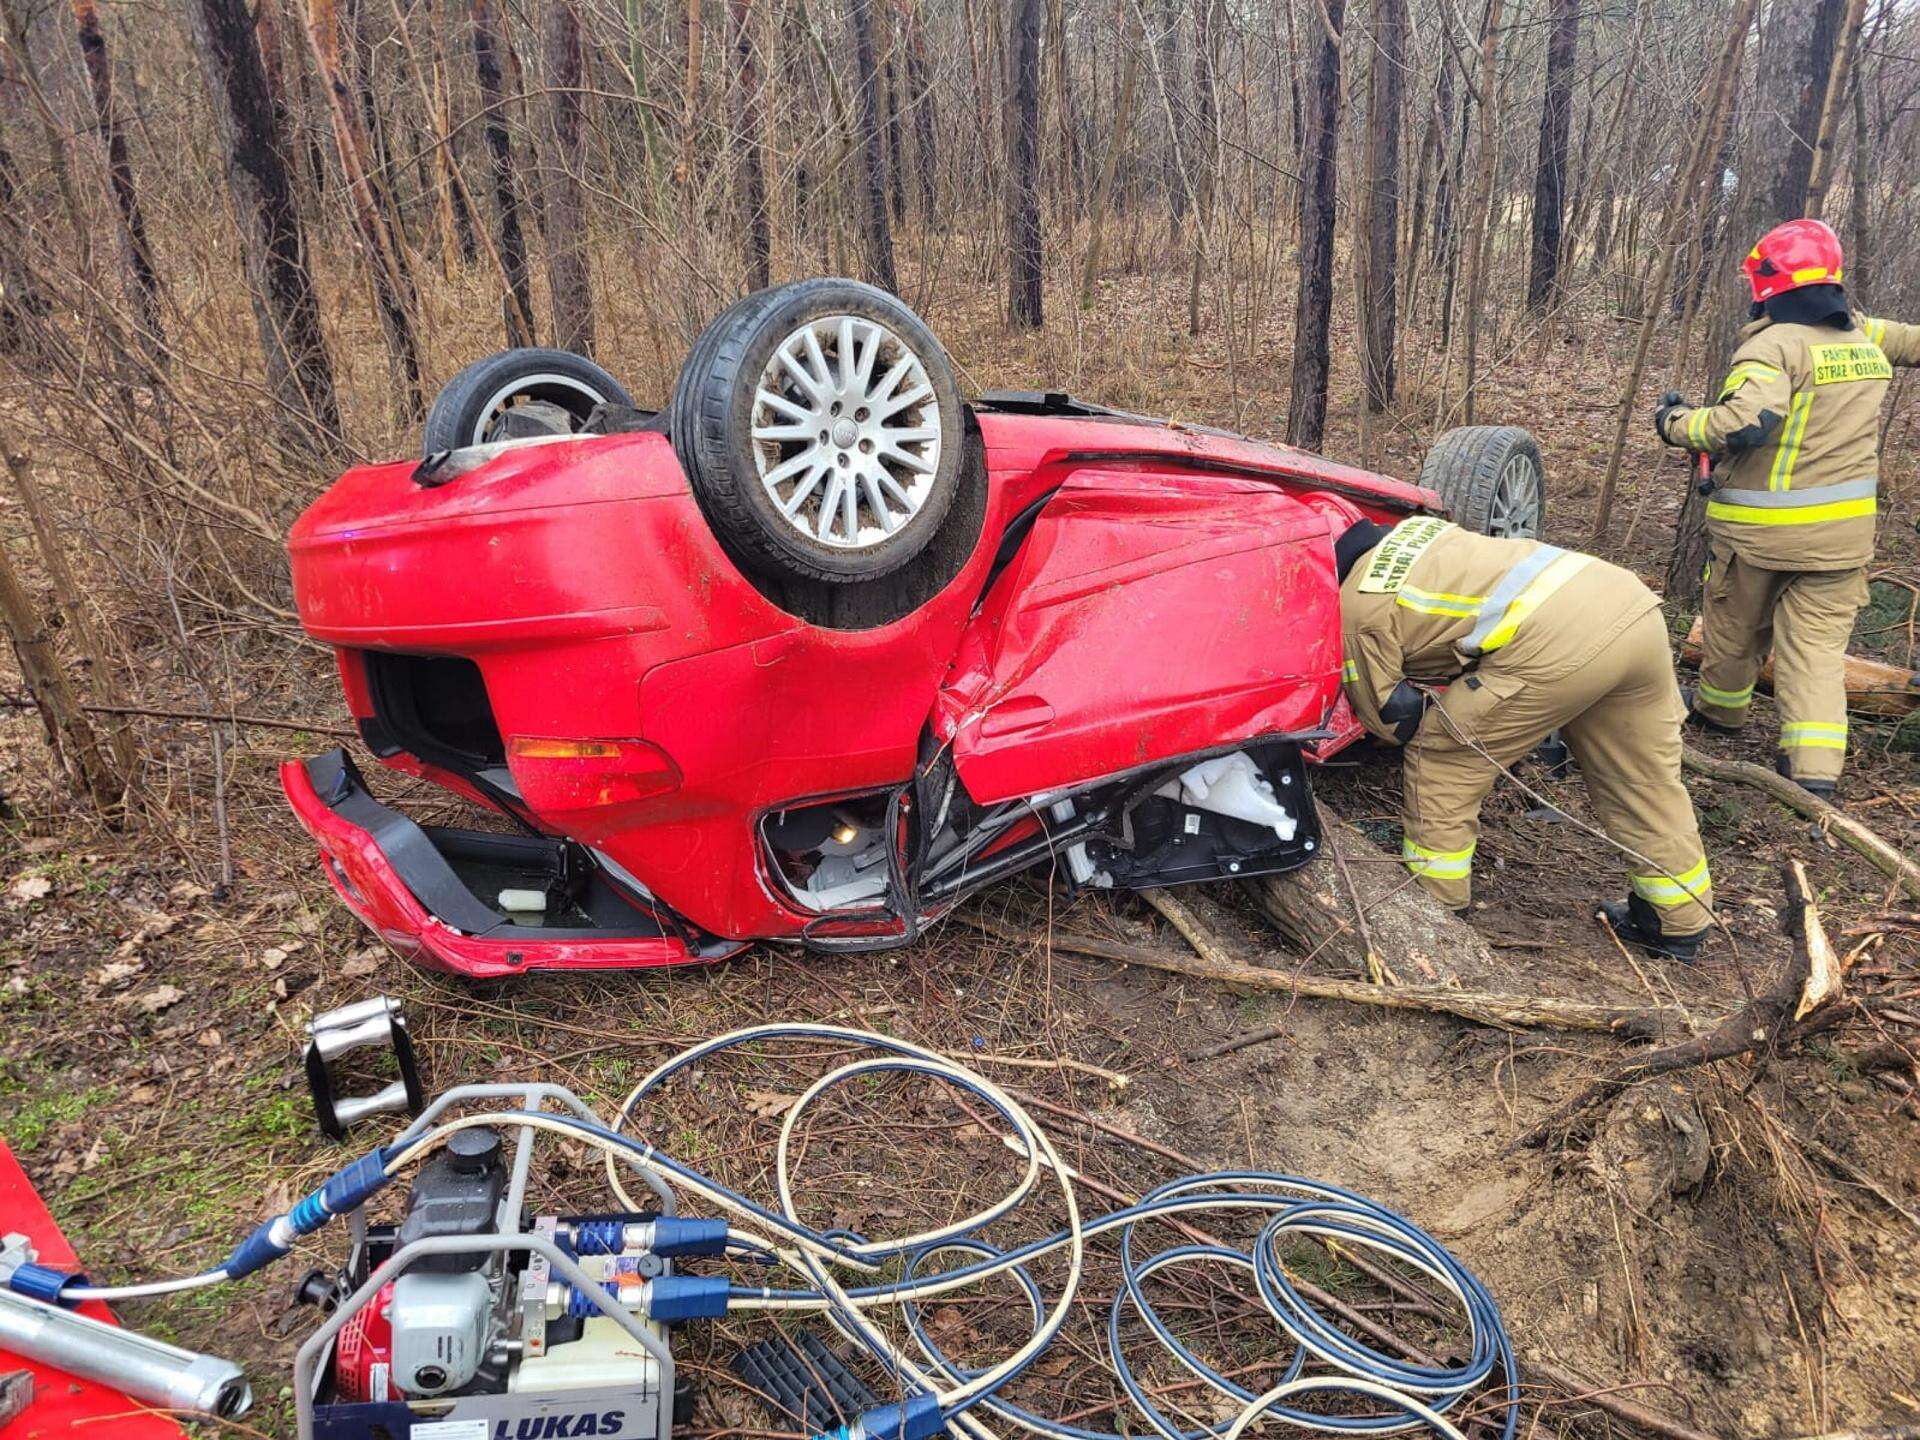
[2,0,1920,1434]
[1,0,1917,801]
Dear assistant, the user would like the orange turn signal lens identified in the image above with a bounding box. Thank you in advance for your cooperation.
[509,737,628,760]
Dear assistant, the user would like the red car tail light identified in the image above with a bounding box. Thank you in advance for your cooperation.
[506,736,682,807]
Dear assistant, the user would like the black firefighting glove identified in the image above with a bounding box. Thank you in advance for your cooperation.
[1378,680,1426,745]
[1653,391,1687,446]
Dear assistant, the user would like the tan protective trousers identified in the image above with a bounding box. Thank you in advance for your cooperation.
[1401,608,1715,935]
[1692,540,1868,785]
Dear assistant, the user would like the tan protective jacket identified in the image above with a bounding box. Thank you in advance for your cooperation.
[1660,312,1920,569]
[1339,519,1660,741]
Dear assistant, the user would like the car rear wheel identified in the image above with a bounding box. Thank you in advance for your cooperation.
[671,278,967,584]
[422,348,632,455]
[1419,425,1545,539]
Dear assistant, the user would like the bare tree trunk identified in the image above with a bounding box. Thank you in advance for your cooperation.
[901,0,937,216]
[1080,18,1139,303]
[1848,58,1872,294]
[1154,0,1186,226]
[1006,0,1044,327]
[189,0,342,443]
[848,0,899,291]
[0,0,95,282]
[471,0,536,346]
[1284,0,1342,448]
[731,0,772,289]
[0,438,133,775]
[1700,0,1850,373]
[1804,0,1869,221]
[1770,0,1850,223]
[681,0,703,207]
[542,0,596,355]
[780,0,821,264]
[71,0,166,349]
[0,140,55,355]
[1590,0,1758,544]
[425,2,479,267]
[624,0,662,190]
[1403,49,1451,315]
[1252,813,1520,988]
[305,0,425,418]
[0,517,123,815]
[1455,0,1504,424]
[1185,0,1219,337]
[1357,0,1404,411]
[1524,0,1576,310]
[881,15,908,223]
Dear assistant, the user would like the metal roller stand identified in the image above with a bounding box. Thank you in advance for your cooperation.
[306,996,426,1140]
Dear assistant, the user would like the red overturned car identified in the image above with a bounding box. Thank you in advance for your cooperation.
[282,279,1546,976]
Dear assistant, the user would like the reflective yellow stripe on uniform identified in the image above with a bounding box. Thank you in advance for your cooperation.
[1718,361,1783,400]
[1395,585,1485,619]
[1341,659,1358,683]
[1686,406,1711,448]
[1695,680,1753,709]
[1767,391,1815,490]
[1865,317,1888,346]
[1706,477,1878,526]
[1461,549,1593,655]
[1403,837,1473,880]
[1630,857,1712,909]
[1781,720,1848,750]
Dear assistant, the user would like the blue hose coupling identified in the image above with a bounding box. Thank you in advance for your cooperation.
[226,1147,392,1279]
[6,1263,84,1305]
[815,1394,944,1440]
[644,1274,730,1322]
[651,1217,729,1257]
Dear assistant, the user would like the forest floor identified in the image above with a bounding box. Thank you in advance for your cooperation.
[1,254,1917,1439]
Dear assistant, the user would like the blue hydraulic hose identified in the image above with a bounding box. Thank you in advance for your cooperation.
[60,1025,1518,1440]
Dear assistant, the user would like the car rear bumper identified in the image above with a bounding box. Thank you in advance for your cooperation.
[282,750,737,976]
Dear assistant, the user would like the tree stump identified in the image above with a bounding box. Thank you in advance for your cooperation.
[1249,810,1522,990]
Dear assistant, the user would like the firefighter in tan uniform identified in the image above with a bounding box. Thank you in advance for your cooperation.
[1329,510,1714,961]
[1657,218,1920,796]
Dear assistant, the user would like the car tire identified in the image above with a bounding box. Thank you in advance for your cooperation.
[422,348,632,455]
[1419,425,1546,539]
[671,278,968,584]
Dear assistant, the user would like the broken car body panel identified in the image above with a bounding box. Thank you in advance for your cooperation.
[284,407,1437,973]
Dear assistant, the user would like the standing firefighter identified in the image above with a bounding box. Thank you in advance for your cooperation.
[1331,512,1714,961]
[1656,219,1920,796]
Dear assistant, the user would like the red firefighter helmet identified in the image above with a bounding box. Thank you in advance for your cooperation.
[1743,219,1845,303]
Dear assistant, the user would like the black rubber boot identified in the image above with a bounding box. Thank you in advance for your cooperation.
[1681,687,1742,736]
[1774,749,1837,800]
[1597,894,1705,964]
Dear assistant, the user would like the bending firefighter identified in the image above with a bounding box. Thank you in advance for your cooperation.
[1656,218,1920,797]
[1329,509,1714,961]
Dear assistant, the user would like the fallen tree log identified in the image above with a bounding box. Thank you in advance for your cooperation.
[957,908,1682,1036]
[1680,617,1920,717]
[1682,745,1920,901]
[1247,811,1520,989]
[1517,861,1841,1148]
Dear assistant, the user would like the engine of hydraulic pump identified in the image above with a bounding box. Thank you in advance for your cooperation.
[308,1125,684,1440]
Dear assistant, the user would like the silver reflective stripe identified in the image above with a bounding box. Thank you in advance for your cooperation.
[1711,477,1878,508]
[1460,544,1566,655]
